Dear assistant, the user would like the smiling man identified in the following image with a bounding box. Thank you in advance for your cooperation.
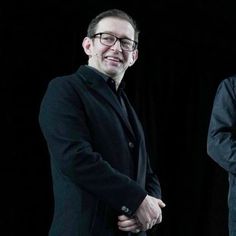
[39,9,165,236]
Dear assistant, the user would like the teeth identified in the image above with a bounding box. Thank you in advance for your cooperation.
[106,56,120,61]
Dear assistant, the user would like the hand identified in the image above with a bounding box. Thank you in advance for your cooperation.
[134,195,166,231]
[117,215,142,234]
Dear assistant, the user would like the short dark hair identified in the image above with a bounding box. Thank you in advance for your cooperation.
[87,9,140,42]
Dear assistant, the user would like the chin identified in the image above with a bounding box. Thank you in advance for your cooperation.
[104,68,118,76]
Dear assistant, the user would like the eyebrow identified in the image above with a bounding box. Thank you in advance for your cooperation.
[100,31,134,41]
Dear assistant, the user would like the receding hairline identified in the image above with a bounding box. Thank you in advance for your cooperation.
[95,16,136,32]
[86,9,140,42]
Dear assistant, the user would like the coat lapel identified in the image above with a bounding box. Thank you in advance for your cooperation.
[121,91,142,145]
[122,91,147,182]
[76,66,136,139]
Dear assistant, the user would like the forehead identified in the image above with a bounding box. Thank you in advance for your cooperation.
[96,17,135,39]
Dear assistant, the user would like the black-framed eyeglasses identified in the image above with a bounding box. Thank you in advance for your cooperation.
[92,32,138,52]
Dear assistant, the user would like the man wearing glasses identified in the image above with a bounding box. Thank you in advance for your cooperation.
[39,9,165,236]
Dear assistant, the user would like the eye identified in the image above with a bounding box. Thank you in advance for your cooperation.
[121,39,133,50]
[122,40,132,46]
[102,35,115,43]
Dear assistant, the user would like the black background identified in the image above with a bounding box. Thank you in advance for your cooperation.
[3,1,236,235]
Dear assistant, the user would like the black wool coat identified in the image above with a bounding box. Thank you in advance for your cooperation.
[39,65,161,236]
[207,76,236,236]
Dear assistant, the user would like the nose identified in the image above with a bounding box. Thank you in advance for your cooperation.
[110,39,122,52]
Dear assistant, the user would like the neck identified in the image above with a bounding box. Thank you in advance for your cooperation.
[86,64,123,90]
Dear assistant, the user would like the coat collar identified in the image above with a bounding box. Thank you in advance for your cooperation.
[76,65,136,139]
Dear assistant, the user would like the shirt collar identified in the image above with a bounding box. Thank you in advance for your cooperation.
[85,65,126,92]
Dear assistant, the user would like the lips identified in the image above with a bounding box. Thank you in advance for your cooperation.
[105,56,123,62]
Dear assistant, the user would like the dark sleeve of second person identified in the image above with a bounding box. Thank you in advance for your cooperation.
[207,76,236,174]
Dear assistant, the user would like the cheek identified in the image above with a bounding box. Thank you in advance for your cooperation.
[93,49,106,60]
[96,45,109,54]
[126,56,134,65]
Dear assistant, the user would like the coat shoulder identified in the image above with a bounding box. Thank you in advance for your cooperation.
[221,75,236,88]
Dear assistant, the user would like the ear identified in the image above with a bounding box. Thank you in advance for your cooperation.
[82,37,93,56]
[129,49,138,67]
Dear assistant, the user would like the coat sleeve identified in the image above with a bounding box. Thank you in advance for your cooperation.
[39,77,147,216]
[207,77,236,174]
[145,156,162,198]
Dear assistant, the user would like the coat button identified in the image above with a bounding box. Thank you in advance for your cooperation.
[125,207,130,213]
[128,142,134,148]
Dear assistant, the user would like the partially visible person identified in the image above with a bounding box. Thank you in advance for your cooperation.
[207,75,236,236]
[39,8,165,236]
